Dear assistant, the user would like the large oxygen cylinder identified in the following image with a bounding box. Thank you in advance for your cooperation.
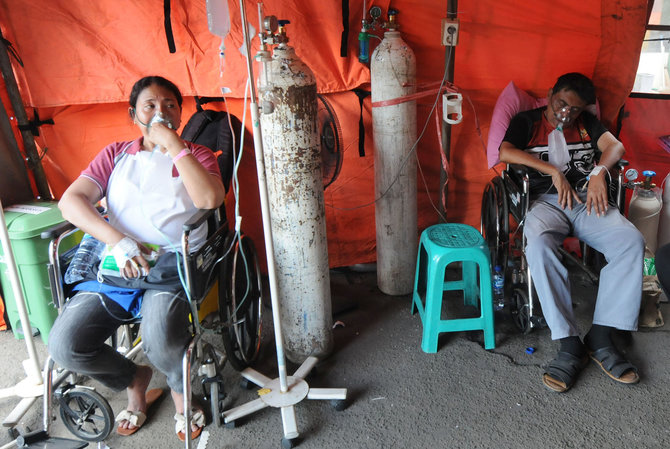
[259,43,333,363]
[657,172,670,248]
[629,176,662,254]
[371,29,418,296]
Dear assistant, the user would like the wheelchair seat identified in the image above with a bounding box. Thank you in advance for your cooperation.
[481,159,628,334]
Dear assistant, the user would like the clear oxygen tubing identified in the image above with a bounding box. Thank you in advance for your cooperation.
[238,0,288,393]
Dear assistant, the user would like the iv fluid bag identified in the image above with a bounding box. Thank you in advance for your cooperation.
[207,0,231,38]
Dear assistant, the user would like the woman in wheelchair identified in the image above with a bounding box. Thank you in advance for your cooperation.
[48,76,226,439]
[498,72,645,393]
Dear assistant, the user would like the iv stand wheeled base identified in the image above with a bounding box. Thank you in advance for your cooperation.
[223,356,347,448]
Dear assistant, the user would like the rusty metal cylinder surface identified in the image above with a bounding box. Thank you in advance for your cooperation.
[259,45,333,363]
[371,30,418,296]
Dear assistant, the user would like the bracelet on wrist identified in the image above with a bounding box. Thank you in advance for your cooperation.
[172,147,192,163]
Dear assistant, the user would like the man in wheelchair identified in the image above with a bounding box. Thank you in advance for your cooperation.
[499,72,644,393]
[48,76,226,439]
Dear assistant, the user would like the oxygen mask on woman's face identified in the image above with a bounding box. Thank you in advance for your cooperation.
[148,113,174,153]
[149,112,174,130]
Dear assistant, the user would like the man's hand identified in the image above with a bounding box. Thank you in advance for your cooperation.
[552,169,582,210]
[585,171,608,217]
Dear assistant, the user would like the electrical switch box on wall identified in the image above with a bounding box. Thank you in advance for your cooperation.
[441,19,459,46]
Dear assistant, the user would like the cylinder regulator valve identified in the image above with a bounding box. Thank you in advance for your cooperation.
[642,170,657,190]
[386,8,399,31]
[257,15,278,62]
[276,19,291,44]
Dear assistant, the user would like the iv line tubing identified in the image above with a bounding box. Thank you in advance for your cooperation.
[238,0,289,393]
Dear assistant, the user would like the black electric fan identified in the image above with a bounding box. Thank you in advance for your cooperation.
[317,94,343,190]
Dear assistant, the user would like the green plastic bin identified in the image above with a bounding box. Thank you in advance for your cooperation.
[0,201,78,344]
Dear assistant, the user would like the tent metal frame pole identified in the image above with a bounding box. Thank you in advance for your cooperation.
[222,2,346,445]
[0,29,51,200]
[440,0,457,220]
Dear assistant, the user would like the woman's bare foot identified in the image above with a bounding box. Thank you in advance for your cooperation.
[171,390,204,434]
[117,365,153,431]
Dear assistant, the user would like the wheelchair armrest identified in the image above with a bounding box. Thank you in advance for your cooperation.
[183,209,216,232]
[506,164,531,188]
[616,159,629,168]
[508,163,530,178]
[40,221,77,240]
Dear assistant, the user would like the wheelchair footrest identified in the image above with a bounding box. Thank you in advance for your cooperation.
[530,316,547,329]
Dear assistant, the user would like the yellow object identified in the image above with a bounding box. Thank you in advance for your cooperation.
[257,388,271,396]
[197,280,220,322]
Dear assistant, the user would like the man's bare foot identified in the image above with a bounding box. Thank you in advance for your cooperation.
[117,365,153,431]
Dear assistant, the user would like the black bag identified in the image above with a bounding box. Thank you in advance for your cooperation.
[180,98,242,192]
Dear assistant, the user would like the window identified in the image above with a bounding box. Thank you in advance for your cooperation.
[633,0,670,93]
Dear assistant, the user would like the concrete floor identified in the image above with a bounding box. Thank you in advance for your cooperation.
[0,265,669,449]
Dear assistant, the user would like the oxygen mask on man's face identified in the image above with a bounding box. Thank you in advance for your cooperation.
[554,106,571,125]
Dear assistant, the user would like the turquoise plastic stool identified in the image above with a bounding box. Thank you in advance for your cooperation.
[411,223,495,352]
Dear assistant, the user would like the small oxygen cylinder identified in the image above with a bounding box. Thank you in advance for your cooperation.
[628,170,662,254]
[658,172,670,248]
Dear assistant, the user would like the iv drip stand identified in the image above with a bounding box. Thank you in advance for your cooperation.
[0,198,44,429]
[222,1,346,446]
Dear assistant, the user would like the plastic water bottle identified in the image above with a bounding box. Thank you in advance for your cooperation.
[64,233,106,284]
[493,265,505,311]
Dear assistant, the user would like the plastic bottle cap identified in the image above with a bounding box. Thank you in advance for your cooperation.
[525,347,535,354]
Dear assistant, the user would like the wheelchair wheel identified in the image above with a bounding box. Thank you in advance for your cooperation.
[481,176,509,270]
[510,287,532,335]
[58,386,114,442]
[219,233,263,371]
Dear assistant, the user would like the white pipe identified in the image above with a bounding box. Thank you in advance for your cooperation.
[238,0,288,393]
[0,198,42,384]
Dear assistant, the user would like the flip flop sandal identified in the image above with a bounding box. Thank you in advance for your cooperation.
[542,351,589,393]
[116,388,164,436]
[589,346,640,384]
[174,409,206,442]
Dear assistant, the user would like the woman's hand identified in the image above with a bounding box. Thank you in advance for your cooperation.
[119,254,151,279]
[585,171,608,217]
[148,121,183,154]
[113,237,152,279]
[552,169,582,210]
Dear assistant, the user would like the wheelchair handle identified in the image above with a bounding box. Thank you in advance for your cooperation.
[182,208,216,232]
[40,221,77,240]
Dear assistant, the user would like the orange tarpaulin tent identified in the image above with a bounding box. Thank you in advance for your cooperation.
[0,0,648,268]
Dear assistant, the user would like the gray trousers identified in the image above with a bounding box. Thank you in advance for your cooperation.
[524,193,644,340]
[48,289,192,392]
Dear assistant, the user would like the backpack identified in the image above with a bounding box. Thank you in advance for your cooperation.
[180,98,242,193]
